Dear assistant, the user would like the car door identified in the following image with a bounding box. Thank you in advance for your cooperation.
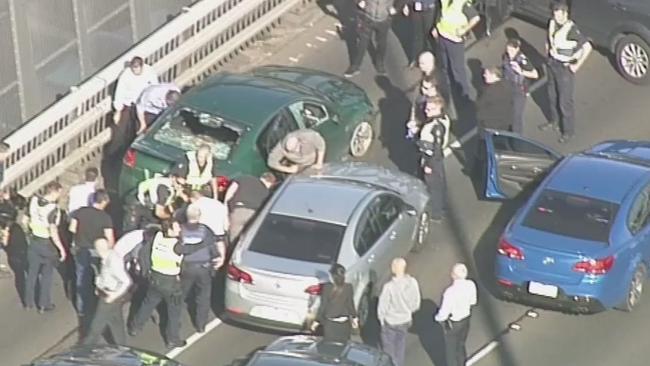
[256,108,300,165]
[483,129,562,199]
[627,183,650,264]
[512,0,553,23]
[287,100,348,161]
[376,193,417,259]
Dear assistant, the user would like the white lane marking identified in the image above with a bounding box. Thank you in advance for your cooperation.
[315,36,328,42]
[306,43,314,48]
[165,317,224,359]
[325,29,338,36]
[466,340,500,366]
[289,56,300,63]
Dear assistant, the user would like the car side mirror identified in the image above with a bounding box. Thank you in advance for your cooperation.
[403,204,417,216]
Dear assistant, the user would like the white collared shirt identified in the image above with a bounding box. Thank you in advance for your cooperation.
[68,181,96,214]
[113,229,145,259]
[434,279,477,322]
[195,196,229,236]
[113,64,159,110]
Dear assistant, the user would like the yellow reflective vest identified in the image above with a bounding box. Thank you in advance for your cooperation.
[28,196,59,239]
[437,0,471,41]
[137,177,175,206]
[548,19,581,63]
[150,232,183,276]
[185,151,213,188]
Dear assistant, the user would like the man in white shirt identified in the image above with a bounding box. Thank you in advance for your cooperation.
[189,190,229,238]
[135,83,181,134]
[68,167,98,214]
[434,263,478,366]
[112,56,158,124]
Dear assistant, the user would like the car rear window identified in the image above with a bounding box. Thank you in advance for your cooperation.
[522,189,618,243]
[249,214,345,264]
[152,107,241,160]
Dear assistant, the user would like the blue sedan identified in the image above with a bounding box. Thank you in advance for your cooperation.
[483,129,650,313]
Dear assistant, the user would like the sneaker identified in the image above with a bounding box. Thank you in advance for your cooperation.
[343,67,360,78]
[166,340,187,349]
[127,327,138,337]
[538,122,558,132]
[376,65,387,75]
[558,134,574,144]
[38,304,56,314]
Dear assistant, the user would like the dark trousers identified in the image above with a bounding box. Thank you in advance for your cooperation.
[438,36,472,100]
[181,263,213,330]
[424,157,446,219]
[512,88,527,135]
[547,60,576,136]
[323,318,352,343]
[106,106,137,157]
[351,17,390,70]
[444,317,471,366]
[25,238,58,308]
[144,112,159,128]
[74,248,99,316]
[123,201,156,232]
[131,272,183,343]
[411,8,435,61]
[380,322,410,366]
[82,297,126,345]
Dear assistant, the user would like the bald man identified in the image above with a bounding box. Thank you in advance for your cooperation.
[435,263,478,366]
[267,128,326,174]
[377,258,421,366]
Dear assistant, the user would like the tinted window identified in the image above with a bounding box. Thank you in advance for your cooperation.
[493,135,555,158]
[523,189,619,243]
[628,186,650,234]
[355,208,381,256]
[249,214,345,263]
[376,195,401,228]
[256,109,299,158]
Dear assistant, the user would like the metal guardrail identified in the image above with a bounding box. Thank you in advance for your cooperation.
[3,0,305,197]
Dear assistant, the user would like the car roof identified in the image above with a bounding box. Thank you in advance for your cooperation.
[180,72,314,128]
[257,336,386,366]
[545,153,649,203]
[30,345,179,366]
[270,177,374,225]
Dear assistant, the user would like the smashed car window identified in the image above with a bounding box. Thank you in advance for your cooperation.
[152,107,241,160]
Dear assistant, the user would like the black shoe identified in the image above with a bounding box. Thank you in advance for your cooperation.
[38,305,55,314]
[166,340,187,349]
[558,134,574,144]
[376,65,387,75]
[196,325,206,333]
[430,216,444,224]
[343,67,360,78]
[538,122,557,131]
[127,327,138,337]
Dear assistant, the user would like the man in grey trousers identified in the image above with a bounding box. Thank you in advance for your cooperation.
[377,257,421,366]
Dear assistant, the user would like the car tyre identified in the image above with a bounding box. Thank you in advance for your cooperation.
[411,211,430,252]
[615,34,650,85]
[349,121,374,157]
[356,287,371,332]
[617,263,646,312]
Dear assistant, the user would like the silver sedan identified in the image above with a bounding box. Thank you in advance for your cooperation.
[224,162,431,332]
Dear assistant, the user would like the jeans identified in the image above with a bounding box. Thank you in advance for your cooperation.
[438,35,472,100]
[74,247,99,315]
[380,322,410,366]
[350,17,390,70]
[181,263,213,330]
[424,157,447,219]
[547,59,576,136]
[228,207,256,244]
[130,272,183,343]
[411,8,435,62]
[444,317,471,366]
[82,297,126,345]
[25,237,58,309]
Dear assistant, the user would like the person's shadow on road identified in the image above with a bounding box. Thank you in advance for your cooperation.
[412,298,447,366]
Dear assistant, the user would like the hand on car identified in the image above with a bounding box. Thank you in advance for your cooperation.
[357,0,366,9]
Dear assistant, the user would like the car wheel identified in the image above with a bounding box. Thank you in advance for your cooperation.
[411,211,430,252]
[357,287,371,330]
[617,263,646,312]
[349,121,374,157]
[615,34,650,85]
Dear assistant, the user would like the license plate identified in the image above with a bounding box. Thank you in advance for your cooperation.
[250,306,300,323]
[528,281,559,298]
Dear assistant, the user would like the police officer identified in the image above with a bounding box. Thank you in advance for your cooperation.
[399,0,436,66]
[25,181,66,313]
[178,204,221,333]
[539,0,592,143]
[502,37,539,135]
[128,218,186,349]
[123,173,182,231]
[432,0,480,102]
[174,144,220,198]
[417,96,449,222]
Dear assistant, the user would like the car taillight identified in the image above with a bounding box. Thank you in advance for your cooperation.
[497,237,525,260]
[227,264,253,284]
[216,176,230,191]
[123,149,137,168]
[573,256,614,275]
[305,284,323,295]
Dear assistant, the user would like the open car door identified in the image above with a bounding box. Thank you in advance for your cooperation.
[483,129,562,199]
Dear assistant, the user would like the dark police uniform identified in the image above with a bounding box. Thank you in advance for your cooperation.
[502,51,535,134]
[419,117,448,220]
[178,222,218,332]
[123,177,176,232]
[398,0,437,63]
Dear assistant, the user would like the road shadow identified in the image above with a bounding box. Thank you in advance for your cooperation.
[412,298,446,366]
[315,0,358,65]
[6,222,28,304]
[375,75,420,175]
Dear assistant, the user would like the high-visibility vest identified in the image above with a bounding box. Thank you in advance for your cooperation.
[437,0,471,41]
[137,177,175,206]
[548,19,581,63]
[28,196,59,239]
[150,232,183,276]
[186,151,213,188]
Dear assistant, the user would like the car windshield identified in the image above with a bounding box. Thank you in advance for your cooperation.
[152,107,241,160]
[249,213,345,264]
[522,189,618,243]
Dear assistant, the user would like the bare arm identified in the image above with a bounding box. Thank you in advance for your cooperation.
[104,228,115,248]
[571,42,592,72]
[49,224,66,262]
[224,182,239,204]
[68,218,78,234]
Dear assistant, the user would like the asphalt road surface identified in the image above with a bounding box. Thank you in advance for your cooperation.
[3,7,650,366]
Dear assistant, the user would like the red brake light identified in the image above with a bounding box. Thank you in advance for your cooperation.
[123,149,137,168]
[216,176,230,191]
[305,284,323,295]
[497,237,525,260]
[573,256,614,275]
[227,264,253,284]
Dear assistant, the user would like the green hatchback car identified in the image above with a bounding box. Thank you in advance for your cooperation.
[118,66,378,198]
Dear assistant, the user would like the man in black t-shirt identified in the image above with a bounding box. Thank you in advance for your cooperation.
[68,190,114,318]
[224,172,277,244]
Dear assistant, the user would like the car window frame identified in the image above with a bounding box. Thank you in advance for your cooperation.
[354,196,390,256]
[627,185,650,234]
[492,134,557,159]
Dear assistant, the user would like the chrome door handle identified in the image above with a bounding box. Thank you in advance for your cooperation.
[510,165,518,170]
[389,231,397,240]
[367,254,375,263]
